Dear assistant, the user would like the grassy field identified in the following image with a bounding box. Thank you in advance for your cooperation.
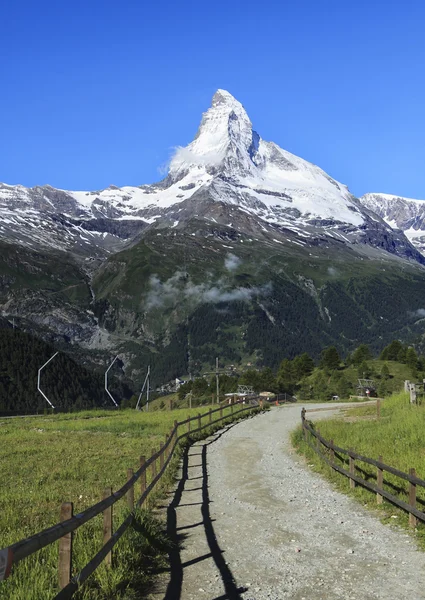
[0,404,251,599]
[292,392,425,547]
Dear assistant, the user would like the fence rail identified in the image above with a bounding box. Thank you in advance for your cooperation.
[301,408,425,527]
[0,400,260,597]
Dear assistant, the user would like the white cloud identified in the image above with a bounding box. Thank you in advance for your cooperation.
[145,271,271,310]
[224,253,241,272]
[170,146,223,170]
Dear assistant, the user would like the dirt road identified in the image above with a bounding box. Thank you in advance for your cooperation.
[151,404,425,599]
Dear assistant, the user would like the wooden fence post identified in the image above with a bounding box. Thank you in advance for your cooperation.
[329,440,334,463]
[231,402,234,415]
[349,449,356,489]
[188,418,191,432]
[220,405,223,419]
[140,456,146,503]
[376,398,381,420]
[160,445,165,471]
[376,455,383,504]
[197,413,201,430]
[103,488,113,567]
[151,448,157,480]
[58,502,73,589]
[209,408,212,424]
[174,420,178,447]
[301,409,307,441]
[409,468,417,528]
[127,469,134,511]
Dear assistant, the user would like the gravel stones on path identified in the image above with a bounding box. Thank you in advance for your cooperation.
[152,404,425,599]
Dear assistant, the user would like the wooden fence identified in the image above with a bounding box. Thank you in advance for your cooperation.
[0,400,259,598]
[301,408,425,527]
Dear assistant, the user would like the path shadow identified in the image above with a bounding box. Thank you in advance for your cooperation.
[163,423,246,600]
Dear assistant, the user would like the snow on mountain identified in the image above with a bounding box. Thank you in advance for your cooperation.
[1,90,423,264]
[360,193,425,254]
[167,89,364,228]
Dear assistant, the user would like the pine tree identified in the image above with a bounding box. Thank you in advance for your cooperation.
[380,363,390,380]
[320,346,340,371]
[357,360,372,379]
[277,359,295,394]
[406,347,418,371]
[380,340,403,361]
[351,344,373,366]
[292,353,315,379]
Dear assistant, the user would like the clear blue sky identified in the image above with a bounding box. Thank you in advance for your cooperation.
[1,0,424,199]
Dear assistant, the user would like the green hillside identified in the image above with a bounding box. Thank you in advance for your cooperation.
[0,322,133,413]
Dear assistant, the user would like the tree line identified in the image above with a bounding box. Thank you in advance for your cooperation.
[177,340,424,404]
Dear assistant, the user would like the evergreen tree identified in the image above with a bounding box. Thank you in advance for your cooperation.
[192,377,209,397]
[357,360,372,379]
[380,340,403,361]
[397,346,407,363]
[320,346,340,371]
[378,379,389,398]
[380,363,390,380]
[239,369,262,391]
[406,347,418,371]
[277,359,295,394]
[351,344,373,366]
[335,375,351,399]
[259,367,277,392]
[292,353,315,379]
[313,371,330,400]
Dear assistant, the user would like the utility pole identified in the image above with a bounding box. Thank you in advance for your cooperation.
[136,365,150,411]
[105,356,119,407]
[37,352,59,409]
[216,357,220,405]
[146,365,150,411]
[205,357,226,405]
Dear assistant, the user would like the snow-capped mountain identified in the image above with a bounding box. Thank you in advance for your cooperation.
[360,193,425,254]
[1,89,422,263]
[4,89,425,388]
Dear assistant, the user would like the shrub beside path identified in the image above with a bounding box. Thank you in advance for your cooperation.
[150,404,425,599]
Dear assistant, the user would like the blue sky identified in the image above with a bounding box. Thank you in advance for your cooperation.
[1,0,424,199]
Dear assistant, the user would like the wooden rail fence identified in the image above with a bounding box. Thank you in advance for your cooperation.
[301,408,425,527]
[0,400,260,598]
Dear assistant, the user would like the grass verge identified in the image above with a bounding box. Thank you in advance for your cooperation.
[291,393,425,549]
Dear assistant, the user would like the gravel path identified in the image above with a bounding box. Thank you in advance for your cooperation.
[152,404,425,599]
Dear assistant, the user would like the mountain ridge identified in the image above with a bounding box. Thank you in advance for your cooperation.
[1,89,422,264]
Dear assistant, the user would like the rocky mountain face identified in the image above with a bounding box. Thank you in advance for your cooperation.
[1,90,423,262]
[360,193,425,254]
[2,90,425,391]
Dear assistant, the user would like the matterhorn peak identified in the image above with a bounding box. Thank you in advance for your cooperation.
[169,89,259,179]
[211,89,244,109]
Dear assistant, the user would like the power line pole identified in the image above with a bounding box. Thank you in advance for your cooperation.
[146,365,150,411]
[105,356,119,407]
[216,357,219,405]
[37,352,59,409]
[205,357,225,405]
[136,365,151,411]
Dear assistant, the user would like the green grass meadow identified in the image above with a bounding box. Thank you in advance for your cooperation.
[0,404,254,599]
[293,392,425,547]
